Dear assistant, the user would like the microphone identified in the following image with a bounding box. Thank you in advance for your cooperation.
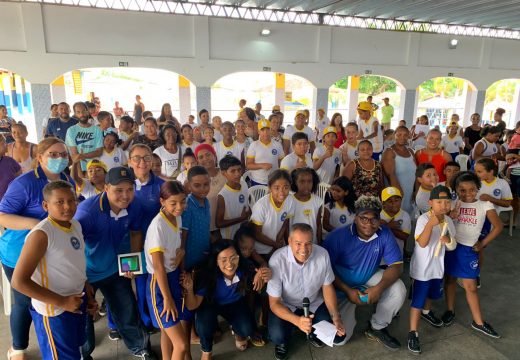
[302,297,310,338]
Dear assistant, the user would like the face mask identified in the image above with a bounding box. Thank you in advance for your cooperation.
[47,157,68,174]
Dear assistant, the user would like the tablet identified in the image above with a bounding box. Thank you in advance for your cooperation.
[117,252,144,276]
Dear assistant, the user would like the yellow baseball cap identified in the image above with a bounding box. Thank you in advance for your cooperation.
[295,110,306,118]
[258,119,271,130]
[272,105,281,112]
[323,126,337,137]
[381,187,402,202]
[357,101,372,112]
[86,159,108,172]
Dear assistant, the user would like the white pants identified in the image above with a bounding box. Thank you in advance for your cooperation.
[338,269,406,342]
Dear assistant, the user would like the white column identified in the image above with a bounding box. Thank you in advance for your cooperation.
[196,86,211,113]
[314,88,329,127]
[30,84,51,142]
[178,76,191,124]
[346,76,360,121]
[403,89,418,127]
[397,87,407,122]
[474,90,486,119]
[510,84,520,128]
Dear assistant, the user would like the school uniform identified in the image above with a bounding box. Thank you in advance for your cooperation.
[29,218,87,360]
[445,200,494,279]
[214,141,243,163]
[251,194,295,255]
[478,177,513,212]
[441,134,464,160]
[380,209,411,255]
[145,212,188,328]
[312,146,342,184]
[280,153,313,174]
[326,203,355,229]
[99,147,127,170]
[76,181,103,200]
[291,194,322,243]
[282,125,315,153]
[411,213,456,309]
[218,181,249,240]
[415,187,431,214]
[246,140,284,185]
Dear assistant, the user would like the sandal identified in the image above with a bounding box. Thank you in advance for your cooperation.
[201,351,212,360]
[250,333,266,347]
[235,335,248,351]
[7,348,25,360]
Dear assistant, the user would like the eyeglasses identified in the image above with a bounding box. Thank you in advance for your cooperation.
[46,151,69,159]
[130,155,152,163]
[217,255,240,264]
[358,215,380,225]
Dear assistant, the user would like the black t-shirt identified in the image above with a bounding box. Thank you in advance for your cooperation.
[463,126,481,149]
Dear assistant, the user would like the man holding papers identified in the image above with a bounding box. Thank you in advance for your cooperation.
[267,223,346,360]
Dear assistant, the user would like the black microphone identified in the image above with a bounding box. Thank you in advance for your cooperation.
[302,297,311,338]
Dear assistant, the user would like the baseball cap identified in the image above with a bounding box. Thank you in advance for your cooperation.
[323,126,337,137]
[258,119,271,130]
[295,110,306,118]
[86,159,108,173]
[272,105,281,112]
[383,97,389,101]
[357,101,372,112]
[106,166,135,185]
[381,187,402,202]
[430,185,451,200]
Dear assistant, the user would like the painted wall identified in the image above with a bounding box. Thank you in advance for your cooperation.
[1,2,520,90]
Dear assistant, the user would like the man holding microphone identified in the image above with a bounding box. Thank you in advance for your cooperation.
[267,223,346,360]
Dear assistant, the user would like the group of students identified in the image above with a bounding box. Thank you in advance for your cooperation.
[0,98,519,360]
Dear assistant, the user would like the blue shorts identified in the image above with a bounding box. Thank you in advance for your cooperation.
[31,303,86,360]
[510,174,520,197]
[445,244,480,279]
[450,152,459,161]
[410,278,443,309]
[479,218,491,240]
[146,269,190,329]
[372,151,382,161]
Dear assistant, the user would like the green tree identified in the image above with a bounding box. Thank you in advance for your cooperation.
[332,75,397,95]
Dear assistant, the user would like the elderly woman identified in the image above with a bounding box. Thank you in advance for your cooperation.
[0,137,73,360]
[6,123,36,173]
[134,117,164,152]
[381,126,417,214]
[415,128,452,182]
[343,140,384,199]
[182,240,268,360]
[194,143,226,242]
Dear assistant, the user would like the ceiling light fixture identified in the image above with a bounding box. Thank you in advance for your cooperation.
[260,28,271,36]
[449,38,458,49]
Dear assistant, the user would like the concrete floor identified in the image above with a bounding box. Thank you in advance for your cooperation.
[1,228,519,359]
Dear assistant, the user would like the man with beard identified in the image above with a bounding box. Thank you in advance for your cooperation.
[65,102,103,172]
[45,102,78,141]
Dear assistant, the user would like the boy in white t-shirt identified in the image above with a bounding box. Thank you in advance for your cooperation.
[380,187,411,256]
[282,110,315,155]
[441,123,464,161]
[246,119,284,186]
[280,132,313,174]
[313,126,342,184]
[408,185,456,355]
[11,181,96,360]
[216,155,251,240]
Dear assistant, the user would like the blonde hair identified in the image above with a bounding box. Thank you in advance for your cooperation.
[129,143,152,157]
[33,137,67,169]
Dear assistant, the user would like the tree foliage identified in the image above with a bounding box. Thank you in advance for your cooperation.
[333,75,397,95]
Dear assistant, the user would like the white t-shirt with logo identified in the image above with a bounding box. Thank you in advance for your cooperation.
[380,209,411,254]
[316,116,330,140]
[358,116,383,153]
[214,141,243,164]
[246,140,284,185]
[218,181,249,240]
[282,125,315,153]
[291,194,323,243]
[441,135,464,154]
[411,213,456,281]
[153,145,181,177]
[251,194,295,254]
[280,153,313,174]
[453,200,494,247]
[99,147,127,170]
[478,177,513,211]
[326,203,355,229]
[312,146,342,184]
[144,212,182,274]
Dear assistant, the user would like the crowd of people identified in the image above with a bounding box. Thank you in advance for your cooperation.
[0,95,519,360]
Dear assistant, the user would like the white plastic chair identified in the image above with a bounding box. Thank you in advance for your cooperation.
[248,185,268,208]
[317,182,331,203]
[455,154,469,171]
[241,170,252,184]
[497,206,514,237]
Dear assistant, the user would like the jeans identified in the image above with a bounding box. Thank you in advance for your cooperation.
[268,302,331,345]
[195,297,256,352]
[82,272,149,357]
[3,264,32,350]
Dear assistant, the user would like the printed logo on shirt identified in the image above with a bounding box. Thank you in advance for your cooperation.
[339,215,347,224]
[239,194,245,204]
[493,189,501,197]
[114,156,120,163]
[355,150,359,157]
[470,259,479,270]
[272,149,278,156]
[226,151,233,156]
[397,219,403,226]
[70,237,81,250]
[334,156,340,164]
[280,211,288,222]
[373,245,380,254]
[303,209,312,216]
[451,191,457,200]
[75,132,96,145]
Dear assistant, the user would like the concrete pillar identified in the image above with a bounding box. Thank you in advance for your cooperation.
[196,86,211,115]
[50,75,66,104]
[346,76,360,121]
[30,84,52,143]
[397,87,406,122]
[314,88,329,127]
[474,90,486,120]
[275,73,285,112]
[179,75,191,125]
[461,82,474,125]
[510,84,520,128]
[464,87,479,126]
[403,89,418,126]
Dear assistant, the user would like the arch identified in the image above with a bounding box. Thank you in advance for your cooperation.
[328,74,405,128]
[416,76,476,129]
[210,71,317,125]
[484,78,520,128]
[0,68,37,142]
[50,67,197,121]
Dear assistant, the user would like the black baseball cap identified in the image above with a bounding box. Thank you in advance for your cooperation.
[430,185,451,200]
[106,166,135,185]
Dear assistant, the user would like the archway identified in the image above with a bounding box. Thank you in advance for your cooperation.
[52,68,197,123]
[484,79,520,128]
[417,77,476,130]
[328,74,404,128]
[211,72,316,126]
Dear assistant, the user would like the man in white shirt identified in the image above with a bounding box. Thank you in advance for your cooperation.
[283,110,316,155]
[315,108,330,142]
[268,223,346,360]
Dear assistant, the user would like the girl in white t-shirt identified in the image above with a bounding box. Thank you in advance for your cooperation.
[72,159,107,200]
[144,181,191,360]
[441,124,464,161]
[251,169,294,256]
[475,158,513,211]
[290,167,323,244]
[443,171,502,339]
[99,131,127,170]
[323,176,356,232]
[176,148,197,186]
